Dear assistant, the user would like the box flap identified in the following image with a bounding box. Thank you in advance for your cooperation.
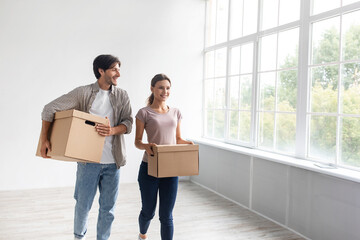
[54,109,107,125]
[154,144,199,153]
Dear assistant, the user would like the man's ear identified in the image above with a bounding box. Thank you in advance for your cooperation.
[98,68,105,75]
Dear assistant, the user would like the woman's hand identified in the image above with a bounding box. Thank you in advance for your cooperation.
[145,143,157,156]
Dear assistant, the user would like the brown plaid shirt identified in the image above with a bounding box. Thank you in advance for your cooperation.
[42,81,133,168]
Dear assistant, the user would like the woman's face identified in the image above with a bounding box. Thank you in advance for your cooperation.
[151,80,171,102]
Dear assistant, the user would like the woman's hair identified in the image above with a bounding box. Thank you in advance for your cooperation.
[147,73,171,106]
[93,54,121,79]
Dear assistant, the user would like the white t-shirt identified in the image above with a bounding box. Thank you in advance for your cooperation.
[89,89,115,164]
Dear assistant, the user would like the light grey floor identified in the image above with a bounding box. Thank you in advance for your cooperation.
[0,181,305,240]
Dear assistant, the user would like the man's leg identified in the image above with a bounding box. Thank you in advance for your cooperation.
[96,164,120,240]
[74,163,100,239]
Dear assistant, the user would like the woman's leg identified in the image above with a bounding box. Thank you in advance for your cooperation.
[158,176,178,240]
[138,162,159,236]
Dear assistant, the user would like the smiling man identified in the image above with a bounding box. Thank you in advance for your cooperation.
[39,54,133,240]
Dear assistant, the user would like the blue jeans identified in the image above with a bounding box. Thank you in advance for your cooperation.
[138,161,178,240]
[74,162,120,240]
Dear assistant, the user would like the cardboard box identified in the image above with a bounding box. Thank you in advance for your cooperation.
[148,144,199,178]
[36,109,107,163]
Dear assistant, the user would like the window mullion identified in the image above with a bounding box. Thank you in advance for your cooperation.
[295,0,311,159]
[251,0,262,147]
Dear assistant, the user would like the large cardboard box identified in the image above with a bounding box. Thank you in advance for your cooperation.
[148,144,199,178]
[36,109,107,163]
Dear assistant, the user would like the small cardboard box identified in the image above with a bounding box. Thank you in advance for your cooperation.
[148,144,199,178]
[36,109,107,163]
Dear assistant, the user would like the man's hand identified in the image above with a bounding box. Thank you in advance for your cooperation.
[40,139,52,158]
[95,117,113,136]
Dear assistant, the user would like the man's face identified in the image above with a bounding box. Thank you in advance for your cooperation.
[101,63,120,86]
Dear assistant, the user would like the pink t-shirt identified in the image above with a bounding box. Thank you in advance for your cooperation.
[136,106,182,162]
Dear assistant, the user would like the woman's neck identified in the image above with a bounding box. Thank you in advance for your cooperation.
[150,101,169,114]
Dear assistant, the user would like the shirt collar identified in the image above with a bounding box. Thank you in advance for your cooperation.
[92,81,115,94]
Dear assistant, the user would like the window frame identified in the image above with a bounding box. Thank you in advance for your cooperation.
[202,0,360,171]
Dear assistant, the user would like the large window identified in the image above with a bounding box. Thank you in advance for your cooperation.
[203,0,360,170]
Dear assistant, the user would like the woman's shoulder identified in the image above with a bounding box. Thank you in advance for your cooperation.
[136,106,151,116]
[170,107,181,113]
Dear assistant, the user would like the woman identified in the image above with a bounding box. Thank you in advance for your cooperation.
[134,73,193,240]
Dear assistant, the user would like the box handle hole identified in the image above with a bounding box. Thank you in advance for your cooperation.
[85,120,95,126]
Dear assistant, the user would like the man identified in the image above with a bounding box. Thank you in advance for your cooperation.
[40,54,133,240]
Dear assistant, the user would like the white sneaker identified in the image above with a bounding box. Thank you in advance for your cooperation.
[138,234,147,240]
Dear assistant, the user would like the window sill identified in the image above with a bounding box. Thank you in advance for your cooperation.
[190,137,360,184]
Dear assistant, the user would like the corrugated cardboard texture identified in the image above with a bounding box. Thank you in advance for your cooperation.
[148,144,199,178]
[36,109,107,163]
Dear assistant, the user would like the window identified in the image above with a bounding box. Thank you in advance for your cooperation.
[203,0,360,170]
[308,9,360,167]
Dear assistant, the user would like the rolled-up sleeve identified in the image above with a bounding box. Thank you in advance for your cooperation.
[41,87,81,122]
[118,90,133,134]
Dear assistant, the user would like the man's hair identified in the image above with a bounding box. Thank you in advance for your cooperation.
[93,55,121,79]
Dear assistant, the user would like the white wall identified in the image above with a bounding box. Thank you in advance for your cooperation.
[0,0,204,190]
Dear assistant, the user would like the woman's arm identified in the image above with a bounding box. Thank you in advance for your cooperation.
[176,120,194,145]
[134,118,156,155]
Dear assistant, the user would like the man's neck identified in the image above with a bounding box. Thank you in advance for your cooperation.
[97,79,111,90]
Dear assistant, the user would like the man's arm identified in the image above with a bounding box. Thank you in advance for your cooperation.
[40,86,82,158]
[40,120,52,158]
[117,90,133,134]
[95,117,127,136]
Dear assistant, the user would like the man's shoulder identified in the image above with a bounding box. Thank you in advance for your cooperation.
[113,86,129,97]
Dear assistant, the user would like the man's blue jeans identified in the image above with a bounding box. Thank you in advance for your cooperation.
[138,161,178,240]
[74,162,120,240]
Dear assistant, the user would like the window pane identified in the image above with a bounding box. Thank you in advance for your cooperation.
[229,76,240,109]
[279,0,300,25]
[309,115,337,162]
[310,65,339,113]
[204,79,214,109]
[259,34,277,71]
[311,17,340,64]
[230,46,240,75]
[230,0,243,40]
[276,113,296,153]
[243,0,258,36]
[258,112,274,149]
[240,43,254,73]
[205,0,217,47]
[216,0,229,44]
[342,10,360,61]
[261,0,278,30]
[312,0,340,15]
[341,63,360,115]
[278,70,297,111]
[278,28,299,69]
[259,72,276,111]
[205,51,215,78]
[239,111,251,142]
[343,0,360,5]
[215,48,227,77]
[205,110,214,137]
[214,110,226,138]
[215,78,226,109]
[340,117,360,167]
[229,110,239,139]
[239,75,252,110]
